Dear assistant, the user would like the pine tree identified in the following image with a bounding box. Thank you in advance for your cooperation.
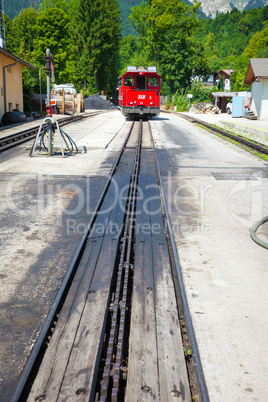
[69,0,121,96]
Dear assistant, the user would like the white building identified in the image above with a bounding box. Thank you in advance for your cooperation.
[243,58,268,120]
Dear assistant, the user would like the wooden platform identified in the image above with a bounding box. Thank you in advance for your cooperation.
[27,125,191,401]
[27,149,135,402]
[126,140,191,401]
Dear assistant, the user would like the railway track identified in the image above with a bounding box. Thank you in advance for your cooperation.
[0,112,103,153]
[11,120,208,402]
[164,111,268,157]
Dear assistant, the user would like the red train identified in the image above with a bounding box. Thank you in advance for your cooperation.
[118,66,161,119]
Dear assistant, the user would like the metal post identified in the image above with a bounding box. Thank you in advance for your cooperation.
[45,48,54,155]
[2,0,5,49]
[39,67,44,114]
[0,1,2,48]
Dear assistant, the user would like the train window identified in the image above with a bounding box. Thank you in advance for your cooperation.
[148,77,159,87]
[136,76,146,90]
[124,76,135,87]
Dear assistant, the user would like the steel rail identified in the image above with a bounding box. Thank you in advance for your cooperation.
[11,121,134,402]
[161,110,268,156]
[174,111,268,156]
[0,112,103,153]
[100,120,142,401]
[149,121,210,402]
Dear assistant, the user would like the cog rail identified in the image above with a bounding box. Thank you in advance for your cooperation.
[12,120,204,402]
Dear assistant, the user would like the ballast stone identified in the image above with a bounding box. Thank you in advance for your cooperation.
[84,95,117,110]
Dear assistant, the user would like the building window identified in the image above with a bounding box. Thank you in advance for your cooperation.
[8,103,13,111]
[16,104,20,110]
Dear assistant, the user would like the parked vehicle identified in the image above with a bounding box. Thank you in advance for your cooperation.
[53,84,77,95]
[226,100,232,114]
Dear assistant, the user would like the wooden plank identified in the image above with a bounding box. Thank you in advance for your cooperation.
[150,196,192,401]
[29,170,133,401]
[57,236,119,401]
[126,174,160,401]
[54,167,133,400]
[28,237,103,401]
[89,154,134,239]
[127,145,191,401]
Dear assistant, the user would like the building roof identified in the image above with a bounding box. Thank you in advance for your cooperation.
[218,68,234,78]
[212,91,251,98]
[243,58,268,86]
[0,47,36,69]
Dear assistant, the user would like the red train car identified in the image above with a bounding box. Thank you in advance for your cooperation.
[118,66,160,118]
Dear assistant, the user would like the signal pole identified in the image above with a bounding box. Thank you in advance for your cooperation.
[0,0,6,49]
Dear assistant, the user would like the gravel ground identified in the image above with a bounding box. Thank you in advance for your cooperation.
[84,95,117,110]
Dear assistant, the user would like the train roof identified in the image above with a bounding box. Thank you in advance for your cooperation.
[126,66,157,73]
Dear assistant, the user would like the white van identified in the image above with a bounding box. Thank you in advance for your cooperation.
[53,84,77,95]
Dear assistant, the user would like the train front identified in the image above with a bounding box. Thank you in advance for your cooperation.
[119,66,160,118]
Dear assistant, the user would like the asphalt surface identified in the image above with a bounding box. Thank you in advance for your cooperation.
[0,111,130,400]
[0,110,267,401]
[152,113,268,401]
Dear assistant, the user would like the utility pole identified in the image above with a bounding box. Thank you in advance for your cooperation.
[0,1,3,48]
[0,0,6,49]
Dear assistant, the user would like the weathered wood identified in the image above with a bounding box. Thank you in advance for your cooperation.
[28,136,191,402]
[28,237,104,401]
[127,147,191,401]
[89,171,132,239]
[126,174,160,401]
[28,169,133,401]
[150,178,191,401]
[57,236,119,401]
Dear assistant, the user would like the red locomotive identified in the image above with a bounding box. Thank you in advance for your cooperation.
[118,66,160,118]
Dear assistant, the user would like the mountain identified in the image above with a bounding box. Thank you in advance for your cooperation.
[192,0,268,17]
[245,0,268,9]
[4,0,268,26]
[118,0,143,35]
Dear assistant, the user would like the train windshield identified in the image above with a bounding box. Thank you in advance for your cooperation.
[136,76,146,90]
[148,77,159,87]
[124,76,135,87]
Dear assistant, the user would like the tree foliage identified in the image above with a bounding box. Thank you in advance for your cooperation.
[129,0,209,93]
[193,5,268,90]
[5,0,268,105]
[8,0,121,101]
[69,0,121,96]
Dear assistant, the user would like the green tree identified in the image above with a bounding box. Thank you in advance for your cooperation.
[11,8,38,58]
[243,26,268,59]
[34,7,71,82]
[38,0,70,12]
[10,4,72,110]
[5,0,37,20]
[1,13,13,52]
[130,0,208,93]
[119,35,139,73]
[69,0,121,96]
